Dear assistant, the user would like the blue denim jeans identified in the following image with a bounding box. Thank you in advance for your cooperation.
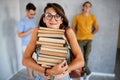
[35,74,70,80]
[35,74,45,80]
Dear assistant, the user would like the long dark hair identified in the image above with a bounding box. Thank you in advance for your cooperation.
[38,3,69,29]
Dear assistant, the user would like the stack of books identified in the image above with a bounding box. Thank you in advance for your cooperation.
[36,27,68,67]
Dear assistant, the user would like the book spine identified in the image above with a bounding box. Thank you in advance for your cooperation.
[38,30,64,34]
[41,47,67,53]
[39,27,65,32]
[38,54,65,59]
[38,33,64,38]
[36,41,64,47]
[39,37,65,44]
[41,45,68,50]
[37,57,63,63]
[39,50,67,57]
[37,61,56,66]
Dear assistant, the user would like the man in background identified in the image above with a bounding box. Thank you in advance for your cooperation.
[72,1,99,79]
[17,2,36,80]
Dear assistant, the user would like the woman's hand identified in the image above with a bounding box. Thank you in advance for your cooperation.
[29,27,36,33]
[47,59,68,76]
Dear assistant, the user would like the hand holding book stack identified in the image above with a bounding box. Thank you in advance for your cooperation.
[36,27,68,68]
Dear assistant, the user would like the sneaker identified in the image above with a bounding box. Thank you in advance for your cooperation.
[81,67,91,76]
[85,67,91,76]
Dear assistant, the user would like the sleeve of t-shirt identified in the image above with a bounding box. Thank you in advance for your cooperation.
[93,15,98,27]
[72,15,78,27]
[17,21,24,32]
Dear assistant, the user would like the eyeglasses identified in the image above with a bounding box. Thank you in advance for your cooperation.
[44,13,62,21]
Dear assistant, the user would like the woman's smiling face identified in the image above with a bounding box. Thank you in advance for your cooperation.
[43,7,63,29]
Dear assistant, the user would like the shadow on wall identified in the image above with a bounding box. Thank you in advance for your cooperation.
[2,6,18,74]
[117,20,120,49]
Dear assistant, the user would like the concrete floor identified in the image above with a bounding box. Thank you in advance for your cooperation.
[9,69,115,80]
[9,69,30,80]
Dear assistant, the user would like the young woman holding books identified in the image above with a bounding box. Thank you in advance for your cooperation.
[22,3,84,80]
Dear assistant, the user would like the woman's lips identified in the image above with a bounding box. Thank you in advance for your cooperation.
[50,23,57,25]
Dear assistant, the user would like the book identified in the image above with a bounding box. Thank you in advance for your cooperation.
[37,61,56,66]
[39,37,66,44]
[41,45,68,50]
[39,27,65,33]
[39,50,67,57]
[40,47,67,53]
[36,41,64,47]
[37,57,63,63]
[38,29,64,34]
[38,33,64,38]
[38,54,65,59]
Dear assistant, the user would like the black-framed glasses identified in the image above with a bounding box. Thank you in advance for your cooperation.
[44,13,62,21]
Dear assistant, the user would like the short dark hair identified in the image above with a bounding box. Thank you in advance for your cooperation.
[26,2,36,11]
[82,1,92,7]
[38,3,69,29]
